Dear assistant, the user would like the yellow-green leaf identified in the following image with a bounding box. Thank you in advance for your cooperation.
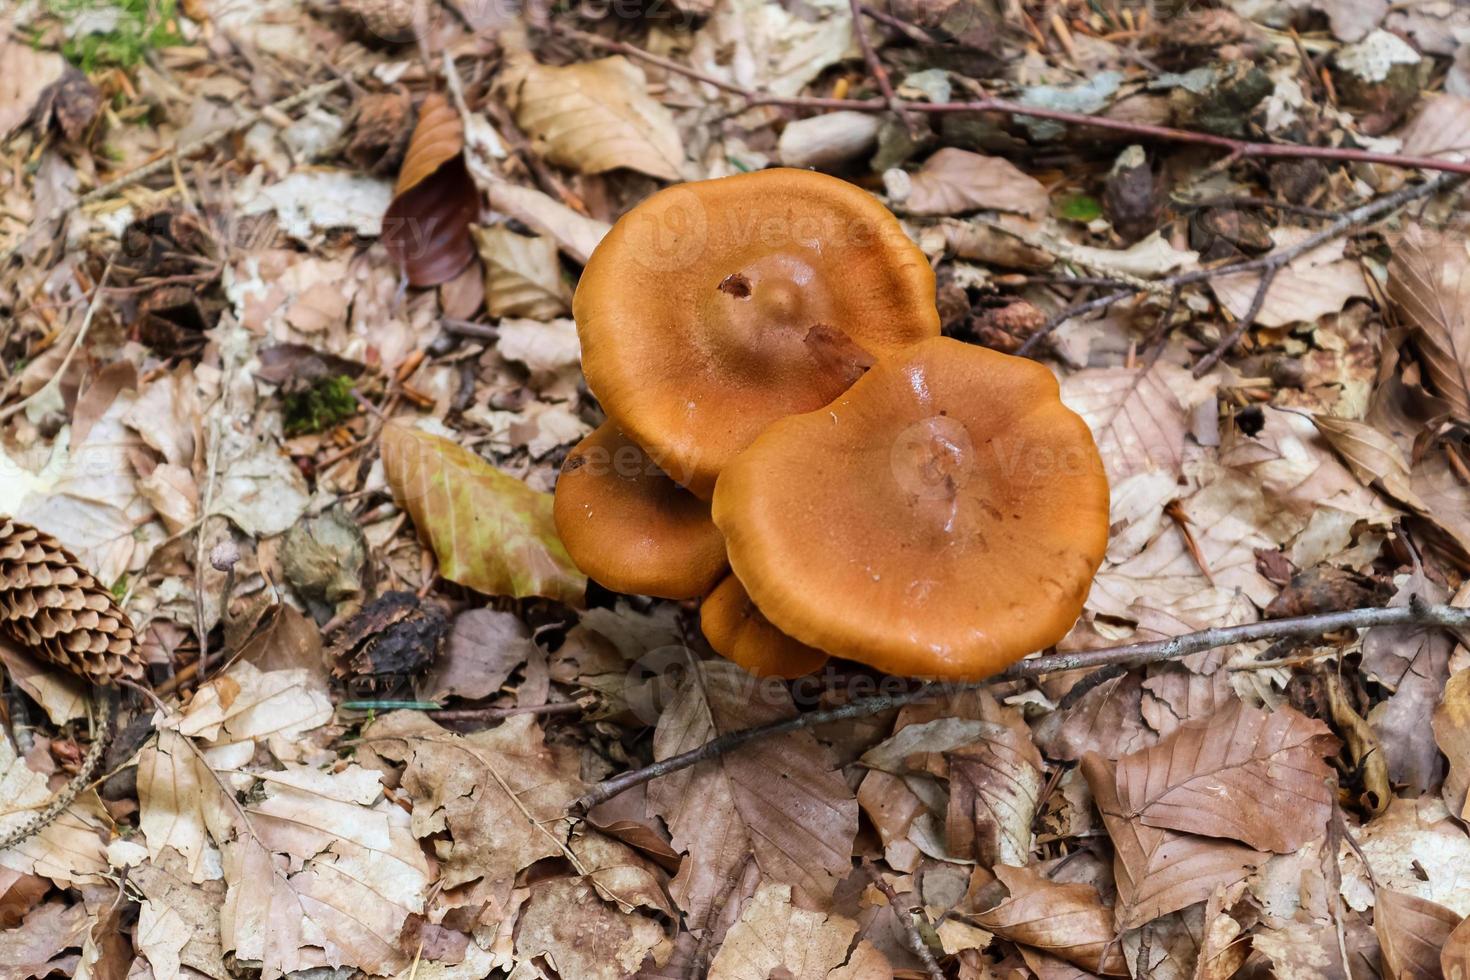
[380,423,585,604]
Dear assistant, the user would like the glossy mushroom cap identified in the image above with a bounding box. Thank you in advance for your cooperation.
[553,423,728,600]
[700,574,829,679]
[574,168,940,498]
[712,337,1109,679]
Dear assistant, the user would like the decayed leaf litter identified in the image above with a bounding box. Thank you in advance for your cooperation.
[2,0,1470,977]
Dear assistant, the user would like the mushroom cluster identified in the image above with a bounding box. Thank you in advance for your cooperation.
[555,169,1109,680]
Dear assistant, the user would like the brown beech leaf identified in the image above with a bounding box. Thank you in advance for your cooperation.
[362,710,583,893]
[1388,228,1470,422]
[1309,413,1429,511]
[1060,364,1189,483]
[1375,889,1461,980]
[945,721,1045,867]
[903,148,1050,217]
[646,660,857,932]
[1035,668,1156,763]
[383,93,478,287]
[970,864,1129,975]
[505,55,685,182]
[1363,576,1455,796]
[418,607,536,703]
[515,876,671,979]
[472,223,571,320]
[1435,669,1470,820]
[1082,753,1265,930]
[1112,699,1337,853]
[707,883,878,980]
[380,422,585,604]
[1445,916,1470,980]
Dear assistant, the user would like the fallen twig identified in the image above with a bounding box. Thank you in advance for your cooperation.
[864,861,946,980]
[564,28,1470,179]
[1016,172,1461,363]
[570,601,1470,814]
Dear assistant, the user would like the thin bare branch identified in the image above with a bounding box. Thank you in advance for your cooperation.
[570,601,1470,814]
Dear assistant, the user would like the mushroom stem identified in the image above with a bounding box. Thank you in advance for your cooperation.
[569,600,1470,814]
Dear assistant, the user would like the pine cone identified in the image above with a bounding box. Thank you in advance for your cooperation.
[0,520,142,685]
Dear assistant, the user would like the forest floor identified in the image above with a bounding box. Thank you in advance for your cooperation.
[2,0,1470,977]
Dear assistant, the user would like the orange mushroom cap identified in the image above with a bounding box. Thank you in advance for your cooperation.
[553,423,727,600]
[573,168,940,498]
[700,574,829,680]
[711,337,1109,679]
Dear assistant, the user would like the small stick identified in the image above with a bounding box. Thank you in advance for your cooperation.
[569,601,1470,814]
[846,0,914,133]
[864,861,946,980]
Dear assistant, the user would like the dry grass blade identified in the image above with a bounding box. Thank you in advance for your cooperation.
[1112,699,1338,853]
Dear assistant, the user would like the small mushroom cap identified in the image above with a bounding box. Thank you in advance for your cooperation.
[712,337,1109,679]
[554,423,727,600]
[700,575,829,679]
[574,168,940,498]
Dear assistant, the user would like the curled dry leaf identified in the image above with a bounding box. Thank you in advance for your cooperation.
[1309,413,1428,512]
[944,720,1045,867]
[1112,699,1338,853]
[504,55,685,182]
[1434,669,1470,820]
[707,883,878,980]
[1082,752,1265,930]
[647,660,857,932]
[383,93,478,286]
[903,148,1050,218]
[1374,889,1461,980]
[472,223,571,320]
[1388,228,1470,422]
[970,864,1129,975]
[380,422,585,604]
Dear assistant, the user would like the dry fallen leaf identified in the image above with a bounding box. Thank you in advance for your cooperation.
[383,93,479,287]
[505,55,685,182]
[1341,796,1470,917]
[902,148,1050,217]
[647,659,857,932]
[130,846,230,980]
[1212,229,1367,328]
[1435,669,1470,820]
[0,900,87,979]
[472,223,572,320]
[363,711,584,894]
[945,722,1045,867]
[0,39,66,140]
[1082,752,1265,930]
[1374,889,1461,980]
[707,883,875,980]
[1363,576,1456,796]
[1111,699,1337,853]
[970,863,1129,975]
[380,422,585,604]
[1445,916,1470,980]
[514,876,671,979]
[419,607,536,703]
[1388,227,1470,422]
